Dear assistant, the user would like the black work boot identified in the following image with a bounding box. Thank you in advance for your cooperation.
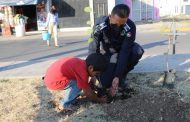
[119,79,129,92]
[119,80,136,97]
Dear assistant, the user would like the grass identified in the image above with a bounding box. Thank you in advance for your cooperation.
[1,72,190,121]
[0,78,40,121]
[0,78,107,122]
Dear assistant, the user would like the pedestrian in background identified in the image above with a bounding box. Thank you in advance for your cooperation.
[46,5,59,47]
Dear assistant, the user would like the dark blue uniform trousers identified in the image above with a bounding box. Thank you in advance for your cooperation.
[99,42,144,88]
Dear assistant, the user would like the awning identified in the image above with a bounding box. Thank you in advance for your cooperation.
[0,0,46,6]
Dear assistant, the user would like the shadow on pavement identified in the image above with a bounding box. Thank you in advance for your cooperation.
[0,47,88,72]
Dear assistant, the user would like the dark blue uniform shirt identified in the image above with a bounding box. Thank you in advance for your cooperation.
[88,16,136,80]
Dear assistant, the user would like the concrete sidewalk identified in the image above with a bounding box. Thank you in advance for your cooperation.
[0,30,88,41]
[0,54,190,78]
[0,21,189,41]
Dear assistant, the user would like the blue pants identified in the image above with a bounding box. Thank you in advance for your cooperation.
[60,80,81,108]
[100,42,144,88]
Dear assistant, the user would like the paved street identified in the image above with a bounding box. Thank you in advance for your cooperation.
[0,31,89,62]
[0,24,189,77]
[0,29,189,62]
[137,31,190,55]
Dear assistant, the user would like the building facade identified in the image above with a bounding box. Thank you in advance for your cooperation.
[181,0,190,15]
[1,0,189,32]
[116,0,160,22]
[159,0,181,17]
[0,0,51,32]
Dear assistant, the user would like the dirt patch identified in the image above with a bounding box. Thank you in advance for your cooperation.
[104,91,190,122]
[0,72,190,122]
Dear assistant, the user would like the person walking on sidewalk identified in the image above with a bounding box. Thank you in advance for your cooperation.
[46,5,59,47]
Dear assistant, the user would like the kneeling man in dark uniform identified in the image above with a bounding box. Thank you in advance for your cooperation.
[88,4,144,97]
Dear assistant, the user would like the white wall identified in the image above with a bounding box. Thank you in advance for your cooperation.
[115,0,124,4]
[159,0,181,17]
[181,0,190,5]
[184,5,190,15]
[108,0,116,15]
[89,0,94,27]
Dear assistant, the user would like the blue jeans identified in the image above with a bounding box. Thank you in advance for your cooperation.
[60,80,81,108]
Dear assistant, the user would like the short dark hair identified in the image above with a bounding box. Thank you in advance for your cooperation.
[111,4,130,18]
[51,5,57,15]
[86,53,108,72]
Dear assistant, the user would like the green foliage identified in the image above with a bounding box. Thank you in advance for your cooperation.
[84,6,94,43]
[0,79,9,83]
[86,20,92,25]
[84,7,92,13]
[88,38,93,43]
[86,28,93,34]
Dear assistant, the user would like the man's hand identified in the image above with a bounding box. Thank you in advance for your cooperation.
[110,77,119,96]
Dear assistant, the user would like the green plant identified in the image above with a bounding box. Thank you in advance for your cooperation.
[84,6,93,43]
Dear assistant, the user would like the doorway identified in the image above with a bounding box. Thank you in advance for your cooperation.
[14,5,37,31]
[93,0,108,23]
[132,0,153,22]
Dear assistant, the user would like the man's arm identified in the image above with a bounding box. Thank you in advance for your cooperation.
[114,22,136,80]
[110,23,136,96]
[88,31,101,54]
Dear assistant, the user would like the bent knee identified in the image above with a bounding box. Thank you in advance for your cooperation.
[133,43,144,57]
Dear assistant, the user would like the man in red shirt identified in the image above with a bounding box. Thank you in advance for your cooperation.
[44,53,108,111]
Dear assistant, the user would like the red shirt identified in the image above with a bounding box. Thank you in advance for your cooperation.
[44,57,89,90]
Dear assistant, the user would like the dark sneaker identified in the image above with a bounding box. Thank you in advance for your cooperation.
[119,80,129,92]
[119,80,137,99]
[117,87,136,100]
[106,93,114,103]
[120,85,136,95]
